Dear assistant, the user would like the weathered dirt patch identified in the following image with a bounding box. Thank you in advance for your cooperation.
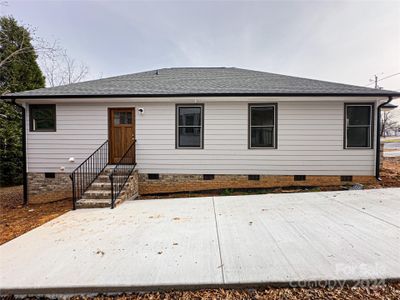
[0,186,72,245]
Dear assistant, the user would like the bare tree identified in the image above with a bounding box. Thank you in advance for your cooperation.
[0,20,59,70]
[381,111,399,137]
[41,49,89,87]
[0,15,89,88]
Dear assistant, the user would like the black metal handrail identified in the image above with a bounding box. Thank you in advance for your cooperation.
[109,140,136,209]
[70,140,109,209]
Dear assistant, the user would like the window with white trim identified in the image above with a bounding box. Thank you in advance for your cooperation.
[345,104,373,148]
[176,105,203,148]
[249,104,277,148]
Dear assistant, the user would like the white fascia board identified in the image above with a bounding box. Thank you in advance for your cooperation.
[15,96,388,105]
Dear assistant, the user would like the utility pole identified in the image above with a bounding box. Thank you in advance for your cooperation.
[373,75,383,89]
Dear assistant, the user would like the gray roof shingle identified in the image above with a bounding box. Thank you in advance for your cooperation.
[3,67,400,98]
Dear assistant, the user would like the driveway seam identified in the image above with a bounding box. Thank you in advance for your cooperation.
[331,198,400,229]
[212,196,225,284]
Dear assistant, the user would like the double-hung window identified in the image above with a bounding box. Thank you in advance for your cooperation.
[249,104,277,148]
[176,105,203,148]
[29,104,56,132]
[345,104,373,148]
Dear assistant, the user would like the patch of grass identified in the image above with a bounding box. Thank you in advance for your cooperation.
[221,188,234,196]
[307,187,321,192]
[383,139,400,143]
[243,188,273,194]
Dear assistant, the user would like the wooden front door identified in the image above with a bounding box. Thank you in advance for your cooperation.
[109,108,135,164]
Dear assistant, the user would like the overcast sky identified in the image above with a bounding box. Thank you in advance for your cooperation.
[1,0,400,108]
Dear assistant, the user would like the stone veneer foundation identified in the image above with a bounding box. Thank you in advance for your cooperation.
[115,170,139,203]
[28,170,139,205]
[138,173,377,195]
[27,171,377,203]
[28,173,71,204]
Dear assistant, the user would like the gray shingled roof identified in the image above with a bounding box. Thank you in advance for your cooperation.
[3,67,400,98]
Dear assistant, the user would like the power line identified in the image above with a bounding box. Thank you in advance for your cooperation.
[378,72,400,82]
[365,72,400,87]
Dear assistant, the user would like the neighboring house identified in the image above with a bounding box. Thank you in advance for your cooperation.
[2,67,399,208]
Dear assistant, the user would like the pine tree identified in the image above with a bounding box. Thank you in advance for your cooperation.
[0,16,45,186]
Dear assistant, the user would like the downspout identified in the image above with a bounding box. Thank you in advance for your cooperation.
[11,99,28,205]
[375,96,393,180]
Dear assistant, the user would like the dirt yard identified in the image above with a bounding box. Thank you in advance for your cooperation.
[377,158,400,187]
[1,282,400,299]
[0,186,72,245]
[56,282,400,299]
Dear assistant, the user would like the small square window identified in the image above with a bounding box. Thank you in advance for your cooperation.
[30,105,56,132]
[148,174,159,180]
[248,175,260,181]
[203,174,214,180]
[341,176,353,182]
[45,172,55,179]
[294,175,306,181]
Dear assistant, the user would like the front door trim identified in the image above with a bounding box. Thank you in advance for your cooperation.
[108,107,135,164]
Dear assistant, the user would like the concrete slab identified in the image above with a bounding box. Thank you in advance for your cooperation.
[0,197,223,293]
[214,189,400,285]
[0,188,399,295]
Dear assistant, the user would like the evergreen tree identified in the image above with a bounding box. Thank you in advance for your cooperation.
[0,16,45,186]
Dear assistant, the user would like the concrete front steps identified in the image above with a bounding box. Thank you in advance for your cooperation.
[76,168,136,209]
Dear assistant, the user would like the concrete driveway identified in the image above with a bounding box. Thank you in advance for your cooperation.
[1,188,399,295]
[384,142,400,157]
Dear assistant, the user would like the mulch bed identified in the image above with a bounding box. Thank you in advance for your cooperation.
[1,282,400,299]
[0,185,72,245]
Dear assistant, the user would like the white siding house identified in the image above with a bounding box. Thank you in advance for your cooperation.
[2,67,399,207]
[24,98,379,176]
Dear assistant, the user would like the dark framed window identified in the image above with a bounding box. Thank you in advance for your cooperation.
[176,105,203,148]
[29,104,56,132]
[249,104,277,148]
[345,104,373,149]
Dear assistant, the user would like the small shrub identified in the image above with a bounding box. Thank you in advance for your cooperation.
[221,188,234,196]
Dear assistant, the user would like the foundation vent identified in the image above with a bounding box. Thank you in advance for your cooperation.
[294,175,306,181]
[203,174,215,180]
[248,175,260,181]
[148,173,160,180]
[45,172,55,179]
[341,176,353,182]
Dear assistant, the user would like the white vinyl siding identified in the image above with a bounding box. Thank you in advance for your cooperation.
[25,99,377,176]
